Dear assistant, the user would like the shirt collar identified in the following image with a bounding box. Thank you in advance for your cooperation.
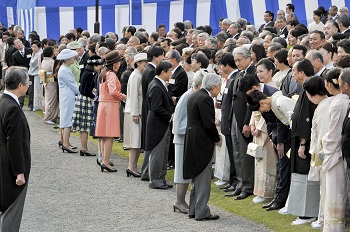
[202,87,212,97]
[155,76,168,91]
[316,66,326,76]
[4,90,20,105]
[148,62,156,69]
[171,64,180,74]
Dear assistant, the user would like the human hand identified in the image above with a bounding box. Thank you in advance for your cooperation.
[242,125,251,137]
[277,143,285,159]
[133,115,139,123]
[16,173,25,186]
[298,145,307,159]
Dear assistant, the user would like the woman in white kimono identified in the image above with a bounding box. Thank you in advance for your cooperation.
[320,68,348,231]
[28,40,43,111]
[303,76,334,230]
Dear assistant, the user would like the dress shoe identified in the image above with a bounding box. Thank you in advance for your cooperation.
[291,217,316,225]
[225,188,241,197]
[195,214,220,221]
[141,177,149,181]
[234,192,252,200]
[149,185,169,190]
[189,215,195,219]
[100,163,117,172]
[266,201,284,211]
[219,183,231,189]
[166,184,173,189]
[262,199,275,209]
[61,145,77,153]
[80,150,96,156]
[223,186,236,192]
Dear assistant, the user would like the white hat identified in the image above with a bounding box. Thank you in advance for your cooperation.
[56,49,78,60]
[131,53,147,69]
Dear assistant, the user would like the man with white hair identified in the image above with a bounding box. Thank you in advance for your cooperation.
[221,18,232,37]
[183,73,221,221]
[305,50,327,78]
[340,6,349,17]
[323,20,339,40]
[228,23,241,40]
[226,47,255,200]
[197,32,210,47]
[127,36,140,47]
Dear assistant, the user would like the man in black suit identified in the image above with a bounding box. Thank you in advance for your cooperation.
[228,47,255,200]
[0,66,31,232]
[143,61,174,189]
[228,22,241,40]
[216,54,239,194]
[183,73,221,221]
[12,38,32,108]
[276,16,288,39]
[140,46,165,157]
[338,15,350,38]
[258,11,275,33]
[240,74,291,211]
[165,50,188,169]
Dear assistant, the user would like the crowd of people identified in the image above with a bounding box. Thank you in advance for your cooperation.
[2,2,350,230]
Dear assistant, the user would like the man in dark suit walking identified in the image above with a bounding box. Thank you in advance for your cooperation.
[165,50,188,169]
[12,38,32,108]
[142,61,174,189]
[0,66,31,232]
[183,73,221,221]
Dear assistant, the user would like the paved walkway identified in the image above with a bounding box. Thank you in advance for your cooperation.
[20,108,270,232]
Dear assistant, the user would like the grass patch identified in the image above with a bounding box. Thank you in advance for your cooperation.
[33,104,349,232]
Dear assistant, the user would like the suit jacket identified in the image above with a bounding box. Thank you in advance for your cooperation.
[258,21,275,33]
[220,70,238,135]
[343,29,350,38]
[145,78,174,151]
[290,90,317,174]
[277,27,288,38]
[141,63,156,149]
[0,94,31,211]
[168,65,188,103]
[232,33,240,40]
[342,97,350,169]
[78,50,90,78]
[183,88,220,179]
[261,84,289,144]
[12,48,32,69]
[5,46,16,67]
[229,64,256,143]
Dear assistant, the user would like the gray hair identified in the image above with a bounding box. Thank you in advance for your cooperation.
[206,38,218,49]
[168,50,181,63]
[237,18,247,28]
[340,6,349,12]
[184,20,193,30]
[232,47,250,59]
[89,33,101,44]
[5,66,28,90]
[192,70,205,88]
[97,46,108,55]
[215,32,228,43]
[58,44,67,52]
[202,73,221,91]
[125,46,138,59]
[231,22,241,29]
[306,49,324,64]
[222,18,232,25]
[240,31,253,42]
[78,38,87,48]
[197,32,210,39]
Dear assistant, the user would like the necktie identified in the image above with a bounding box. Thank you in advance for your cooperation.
[20,50,24,57]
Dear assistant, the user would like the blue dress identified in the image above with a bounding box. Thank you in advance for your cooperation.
[58,64,80,128]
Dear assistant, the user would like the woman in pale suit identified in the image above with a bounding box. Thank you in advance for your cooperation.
[303,76,333,229]
[320,68,348,231]
[172,70,204,214]
[124,53,147,177]
[95,51,126,172]
[56,49,80,153]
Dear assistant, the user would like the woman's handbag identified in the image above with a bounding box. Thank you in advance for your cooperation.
[310,153,323,167]
[247,142,263,158]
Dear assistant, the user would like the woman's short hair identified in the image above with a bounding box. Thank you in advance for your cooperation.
[31,40,41,48]
[337,39,350,54]
[303,76,328,96]
[274,48,289,66]
[155,60,173,76]
[191,53,209,69]
[42,46,54,58]
[257,58,275,72]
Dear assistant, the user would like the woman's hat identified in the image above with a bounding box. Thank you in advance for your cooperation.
[131,53,147,69]
[87,55,103,65]
[104,50,123,66]
[67,41,82,50]
[56,49,78,60]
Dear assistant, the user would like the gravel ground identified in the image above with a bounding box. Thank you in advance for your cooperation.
[20,108,270,232]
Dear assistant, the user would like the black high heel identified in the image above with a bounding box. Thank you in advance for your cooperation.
[62,145,77,153]
[101,163,117,172]
[58,141,63,148]
[97,158,114,166]
[126,169,141,178]
[80,150,96,156]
